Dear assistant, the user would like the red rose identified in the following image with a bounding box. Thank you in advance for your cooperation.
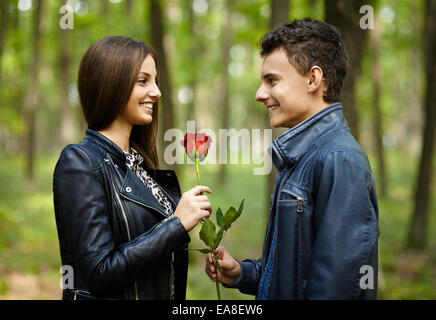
[181,133,212,161]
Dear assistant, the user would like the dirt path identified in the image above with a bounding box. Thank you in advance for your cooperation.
[0,271,61,300]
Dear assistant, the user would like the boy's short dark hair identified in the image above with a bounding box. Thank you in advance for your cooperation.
[260,17,347,103]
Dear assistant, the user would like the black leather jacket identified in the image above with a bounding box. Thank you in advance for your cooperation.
[53,129,190,300]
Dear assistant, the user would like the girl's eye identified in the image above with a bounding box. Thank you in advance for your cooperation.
[138,79,147,84]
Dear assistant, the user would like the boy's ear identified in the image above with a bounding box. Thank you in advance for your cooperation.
[307,66,324,93]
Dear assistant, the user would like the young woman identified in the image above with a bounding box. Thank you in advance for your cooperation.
[53,35,212,300]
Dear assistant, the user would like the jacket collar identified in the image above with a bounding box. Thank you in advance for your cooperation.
[85,128,127,165]
[85,129,182,213]
[272,103,347,171]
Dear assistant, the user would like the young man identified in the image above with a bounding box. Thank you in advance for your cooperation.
[205,18,379,299]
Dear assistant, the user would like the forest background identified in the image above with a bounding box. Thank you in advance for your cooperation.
[0,0,435,299]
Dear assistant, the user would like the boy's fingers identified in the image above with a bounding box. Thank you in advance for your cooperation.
[214,245,226,259]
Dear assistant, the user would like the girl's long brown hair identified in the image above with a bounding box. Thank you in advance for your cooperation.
[78,35,159,169]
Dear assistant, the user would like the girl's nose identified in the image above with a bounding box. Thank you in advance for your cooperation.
[149,82,161,99]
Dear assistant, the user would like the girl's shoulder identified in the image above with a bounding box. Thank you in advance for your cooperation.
[57,141,105,172]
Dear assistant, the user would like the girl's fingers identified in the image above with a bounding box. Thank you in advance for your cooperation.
[196,195,210,202]
[201,209,211,218]
[198,200,212,212]
[191,185,212,195]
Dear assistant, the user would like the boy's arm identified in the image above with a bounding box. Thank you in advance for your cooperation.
[223,257,263,296]
[306,151,379,299]
[205,245,262,296]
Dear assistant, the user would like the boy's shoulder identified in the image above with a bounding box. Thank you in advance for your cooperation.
[289,126,372,179]
[312,126,368,161]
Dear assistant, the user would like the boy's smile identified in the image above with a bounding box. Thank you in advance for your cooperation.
[255,48,328,128]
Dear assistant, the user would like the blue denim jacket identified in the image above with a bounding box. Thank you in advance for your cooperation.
[227,103,379,299]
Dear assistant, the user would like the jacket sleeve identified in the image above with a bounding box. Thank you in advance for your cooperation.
[306,151,379,299]
[53,145,190,297]
[223,258,262,296]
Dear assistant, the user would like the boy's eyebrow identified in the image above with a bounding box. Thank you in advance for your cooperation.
[262,72,280,80]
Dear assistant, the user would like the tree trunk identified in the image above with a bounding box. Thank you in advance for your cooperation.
[265,0,290,213]
[218,0,232,186]
[0,0,8,153]
[24,0,43,184]
[325,0,370,142]
[0,0,8,84]
[149,0,176,172]
[369,11,387,197]
[102,0,109,15]
[185,0,197,123]
[407,0,436,250]
[126,0,133,18]
[59,0,73,147]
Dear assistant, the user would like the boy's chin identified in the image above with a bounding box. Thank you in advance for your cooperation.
[270,118,285,128]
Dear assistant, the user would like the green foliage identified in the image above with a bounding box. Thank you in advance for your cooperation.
[197,199,245,252]
[199,218,217,249]
[216,207,223,228]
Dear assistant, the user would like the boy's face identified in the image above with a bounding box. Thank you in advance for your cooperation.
[255,48,325,128]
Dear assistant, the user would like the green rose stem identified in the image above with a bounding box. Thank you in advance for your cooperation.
[194,149,201,185]
[211,252,222,300]
[195,149,204,225]
[194,148,222,300]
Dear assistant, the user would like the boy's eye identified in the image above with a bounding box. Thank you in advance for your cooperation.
[269,78,277,84]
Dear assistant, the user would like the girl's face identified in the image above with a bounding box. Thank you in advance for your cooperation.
[119,55,161,127]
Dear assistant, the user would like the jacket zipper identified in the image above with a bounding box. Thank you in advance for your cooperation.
[119,185,177,299]
[105,159,139,300]
[296,197,303,214]
[119,193,169,218]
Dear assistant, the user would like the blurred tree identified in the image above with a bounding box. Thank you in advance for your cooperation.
[101,0,111,33]
[219,0,232,186]
[270,0,291,28]
[149,0,176,172]
[407,0,436,249]
[58,0,74,147]
[126,0,133,18]
[266,0,290,211]
[184,0,198,123]
[0,0,8,152]
[23,0,43,183]
[0,0,8,85]
[325,0,370,142]
[102,0,108,13]
[369,5,387,197]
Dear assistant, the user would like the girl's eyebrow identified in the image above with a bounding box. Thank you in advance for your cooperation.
[138,71,158,82]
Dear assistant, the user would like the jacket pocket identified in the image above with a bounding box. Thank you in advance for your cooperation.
[275,192,305,299]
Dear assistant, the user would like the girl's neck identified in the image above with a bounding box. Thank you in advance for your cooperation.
[98,119,132,153]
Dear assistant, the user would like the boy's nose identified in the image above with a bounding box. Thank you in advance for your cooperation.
[255,84,269,102]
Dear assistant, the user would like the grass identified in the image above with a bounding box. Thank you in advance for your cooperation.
[0,148,435,299]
